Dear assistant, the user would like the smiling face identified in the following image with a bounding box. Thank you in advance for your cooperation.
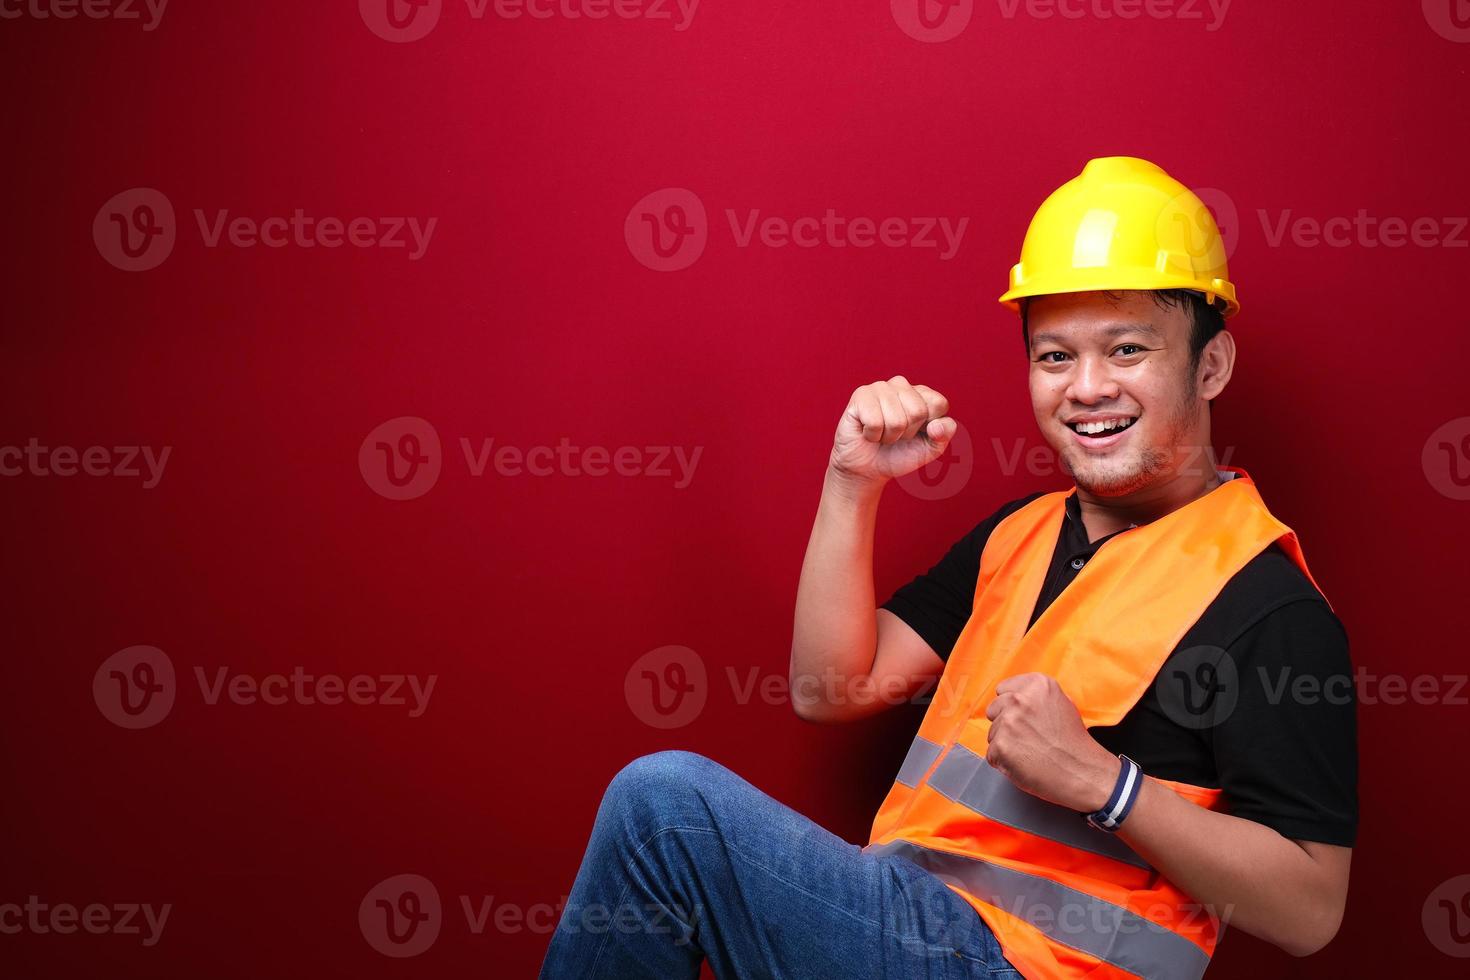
[1025,290,1230,498]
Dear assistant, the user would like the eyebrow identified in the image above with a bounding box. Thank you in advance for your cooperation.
[1029,322,1163,348]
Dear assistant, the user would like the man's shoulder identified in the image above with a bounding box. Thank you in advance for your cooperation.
[953,490,1051,553]
[983,489,1052,530]
[1229,542,1333,610]
[1195,541,1345,653]
[992,489,1051,521]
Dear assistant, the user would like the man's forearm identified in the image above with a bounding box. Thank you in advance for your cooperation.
[983,675,1350,958]
[1115,774,1348,956]
[789,465,884,719]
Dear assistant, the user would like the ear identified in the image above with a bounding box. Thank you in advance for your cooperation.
[1197,329,1236,402]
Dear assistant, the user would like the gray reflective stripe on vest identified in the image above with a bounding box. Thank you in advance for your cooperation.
[895,735,944,788]
[868,839,1211,980]
[927,744,1152,870]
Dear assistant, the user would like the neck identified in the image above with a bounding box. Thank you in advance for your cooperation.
[1074,461,1225,544]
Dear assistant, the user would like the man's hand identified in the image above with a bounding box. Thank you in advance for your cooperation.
[984,672,1121,813]
[829,376,956,488]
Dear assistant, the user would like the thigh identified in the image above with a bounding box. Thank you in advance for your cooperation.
[609,750,1021,980]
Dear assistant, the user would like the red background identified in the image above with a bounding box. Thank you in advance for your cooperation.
[4,0,1468,976]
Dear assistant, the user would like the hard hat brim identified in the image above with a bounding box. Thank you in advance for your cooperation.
[999,272,1240,319]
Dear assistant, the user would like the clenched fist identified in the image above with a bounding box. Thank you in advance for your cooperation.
[830,376,956,485]
[984,673,1122,814]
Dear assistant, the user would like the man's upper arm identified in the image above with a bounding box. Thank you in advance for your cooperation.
[1292,838,1353,942]
[1296,839,1352,883]
[868,608,946,705]
[1212,596,1359,847]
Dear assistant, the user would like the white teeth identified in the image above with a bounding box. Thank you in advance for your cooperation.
[1072,418,1135,435]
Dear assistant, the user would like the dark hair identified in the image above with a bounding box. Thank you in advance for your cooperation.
[1019,289,1227,380]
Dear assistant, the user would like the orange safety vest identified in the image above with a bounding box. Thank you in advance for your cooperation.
[863,467,1330,980]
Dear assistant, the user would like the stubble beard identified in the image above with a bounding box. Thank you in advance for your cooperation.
[1059,385,1201,497]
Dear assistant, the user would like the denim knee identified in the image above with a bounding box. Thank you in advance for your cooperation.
[599,750,712,827]
[607,749,709,801]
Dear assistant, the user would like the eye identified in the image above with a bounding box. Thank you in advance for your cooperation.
[1036,351,1068,364]
[1114,344,1145,357]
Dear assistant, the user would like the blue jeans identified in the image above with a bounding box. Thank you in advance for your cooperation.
[538,749,1023,979]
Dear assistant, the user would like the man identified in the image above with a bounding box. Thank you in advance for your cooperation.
[539,157,1356,979]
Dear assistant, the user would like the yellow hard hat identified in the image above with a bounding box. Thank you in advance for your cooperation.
[998,156,1239,318]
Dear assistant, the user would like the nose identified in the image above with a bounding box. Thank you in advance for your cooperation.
[1065,353,1122,405]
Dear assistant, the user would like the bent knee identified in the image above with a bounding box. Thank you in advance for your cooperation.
[601,749,723,816]
[610,749,711,794]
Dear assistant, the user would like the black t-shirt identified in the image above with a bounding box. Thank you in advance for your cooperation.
[879,484,1359,847]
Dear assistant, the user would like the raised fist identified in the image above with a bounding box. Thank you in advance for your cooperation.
[830,376,956,484]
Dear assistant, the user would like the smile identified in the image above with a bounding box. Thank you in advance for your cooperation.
[1067,417,1138,438]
